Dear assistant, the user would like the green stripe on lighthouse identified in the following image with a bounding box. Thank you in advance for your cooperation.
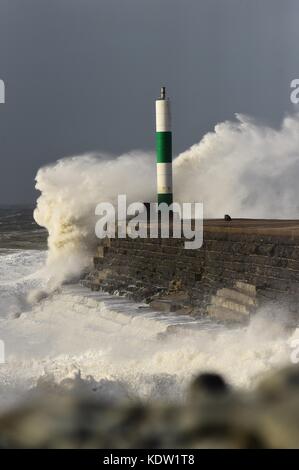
[156,132,172,163]
[158,193,173,205]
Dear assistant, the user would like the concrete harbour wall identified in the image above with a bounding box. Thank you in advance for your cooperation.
[84,220,299,320]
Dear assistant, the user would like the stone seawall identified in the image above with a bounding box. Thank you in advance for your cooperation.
[84,220,299,320]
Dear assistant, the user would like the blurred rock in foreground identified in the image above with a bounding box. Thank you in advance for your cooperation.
[1,365,299,449]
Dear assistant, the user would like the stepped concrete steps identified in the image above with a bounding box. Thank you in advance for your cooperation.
[235,281,257,297]
[210,295,252,315]
[216,288,257,306]
[207,305,250,323]
[206,281,258,323]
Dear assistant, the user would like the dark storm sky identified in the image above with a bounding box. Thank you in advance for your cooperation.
[0,0,299,204]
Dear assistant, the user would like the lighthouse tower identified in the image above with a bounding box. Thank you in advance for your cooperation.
[155,87,173,205]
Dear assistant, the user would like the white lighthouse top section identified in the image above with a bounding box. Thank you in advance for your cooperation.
[156,89,171,132]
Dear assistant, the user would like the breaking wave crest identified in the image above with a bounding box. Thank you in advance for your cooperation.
[34,151,156,286]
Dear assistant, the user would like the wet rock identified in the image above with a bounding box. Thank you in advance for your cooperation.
[1,365,299,448]
[190,373,229,398]
[256,365,299,402]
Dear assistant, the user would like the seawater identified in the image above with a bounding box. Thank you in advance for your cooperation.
[0,207,296,410]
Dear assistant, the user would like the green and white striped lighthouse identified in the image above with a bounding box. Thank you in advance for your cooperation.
[156,87,173,205]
